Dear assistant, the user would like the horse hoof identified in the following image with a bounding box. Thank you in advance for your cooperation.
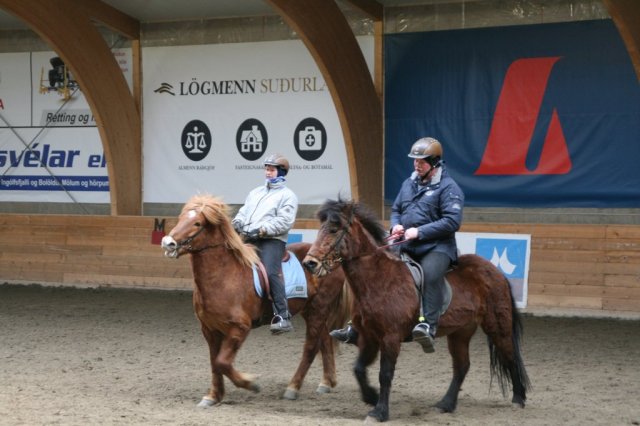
[512,396,526,408]
[196,397,216,408]
[364,415,382,423]
[435,401,454,413]
[283,388,298,400]
[316,384,331,394]
[249,383,261,393]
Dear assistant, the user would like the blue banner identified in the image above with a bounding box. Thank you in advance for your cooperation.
[385,20,640,207]
[0,175,109,191]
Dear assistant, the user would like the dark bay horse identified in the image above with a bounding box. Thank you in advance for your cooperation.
[303,198,530,422]
[161,194,350,406]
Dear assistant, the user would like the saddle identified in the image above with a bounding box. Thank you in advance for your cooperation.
[251,251,307,329]
[254,250,306,302]
[255,251,290,301]
[400,253,453,317]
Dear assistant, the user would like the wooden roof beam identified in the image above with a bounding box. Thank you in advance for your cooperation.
[343,0,383,21]
[79,0,140,40]
[603,0,640,82]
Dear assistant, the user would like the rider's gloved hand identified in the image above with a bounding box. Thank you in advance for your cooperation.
[245,228,261,239]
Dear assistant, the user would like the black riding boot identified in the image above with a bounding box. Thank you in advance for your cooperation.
[330,322,358,344]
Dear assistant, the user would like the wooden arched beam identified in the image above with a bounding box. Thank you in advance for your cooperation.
[0,0,141,215]
[267,0,384,216]
[603,0,640,82]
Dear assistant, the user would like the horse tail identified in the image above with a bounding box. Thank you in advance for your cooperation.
[325,279,352,332]
[486,274,532,399]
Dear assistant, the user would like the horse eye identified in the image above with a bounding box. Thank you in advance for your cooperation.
[195,221,201,227]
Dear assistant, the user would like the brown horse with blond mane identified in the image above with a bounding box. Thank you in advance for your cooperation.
[161,194,350,407]
[303,198,530,422]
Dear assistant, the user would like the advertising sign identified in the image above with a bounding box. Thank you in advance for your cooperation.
[0,49,132,203]
[143,37,373,204]
[385,20,640,207]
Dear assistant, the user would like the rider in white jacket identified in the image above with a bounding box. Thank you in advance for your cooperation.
[232,153,298,334]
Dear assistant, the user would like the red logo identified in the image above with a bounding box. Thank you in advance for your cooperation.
[475,57,571,175]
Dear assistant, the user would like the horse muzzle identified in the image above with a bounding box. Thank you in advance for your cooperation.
[161,235,180,258]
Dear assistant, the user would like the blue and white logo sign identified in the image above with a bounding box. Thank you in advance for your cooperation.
[476,238,527,278]
[456,232,531,308]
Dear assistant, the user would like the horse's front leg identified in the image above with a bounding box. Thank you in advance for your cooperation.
[354,339,379,407]
[437,329,473,413]
[284,319,334,400]
[214,327,260,393]
[197,326,224,407]
[366,338,400,422]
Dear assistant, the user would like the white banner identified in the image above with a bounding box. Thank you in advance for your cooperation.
[0,53,31,126]
[0,49,132,203]
[0,39,372,205]
[142,37,373,204]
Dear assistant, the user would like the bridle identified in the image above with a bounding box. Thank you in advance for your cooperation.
[173,219,225,254]
[312,203,410,271]
[313,204,356,271]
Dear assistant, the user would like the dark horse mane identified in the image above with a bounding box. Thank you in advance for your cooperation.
[316,197,388,245]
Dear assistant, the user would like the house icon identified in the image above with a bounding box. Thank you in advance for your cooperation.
[240,125,264,153]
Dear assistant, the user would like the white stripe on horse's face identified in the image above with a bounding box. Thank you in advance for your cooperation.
[188,209,197,218]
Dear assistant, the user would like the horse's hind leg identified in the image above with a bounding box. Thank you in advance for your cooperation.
[283,334,318,400]
[437,326,476,413]
[284,320,335,400]
[354,340,380,407]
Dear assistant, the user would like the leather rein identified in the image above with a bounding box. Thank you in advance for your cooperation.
[314,205,408,269]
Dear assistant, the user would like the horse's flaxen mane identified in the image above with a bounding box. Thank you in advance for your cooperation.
[316,197,387,244]
[182,194,259,267]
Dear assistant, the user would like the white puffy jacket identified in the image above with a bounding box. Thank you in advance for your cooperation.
[232,179,298,243]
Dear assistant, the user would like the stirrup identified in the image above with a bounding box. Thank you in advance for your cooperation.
[270,315,293,334]
[412,323,435,354]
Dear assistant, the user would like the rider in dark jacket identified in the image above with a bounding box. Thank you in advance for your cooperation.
[390,137,464,353]
[330,137,464,353]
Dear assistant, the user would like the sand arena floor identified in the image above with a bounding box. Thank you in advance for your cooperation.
[1,283,639,425]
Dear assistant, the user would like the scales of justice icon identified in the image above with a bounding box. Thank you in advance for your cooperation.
[185,125,207,154]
